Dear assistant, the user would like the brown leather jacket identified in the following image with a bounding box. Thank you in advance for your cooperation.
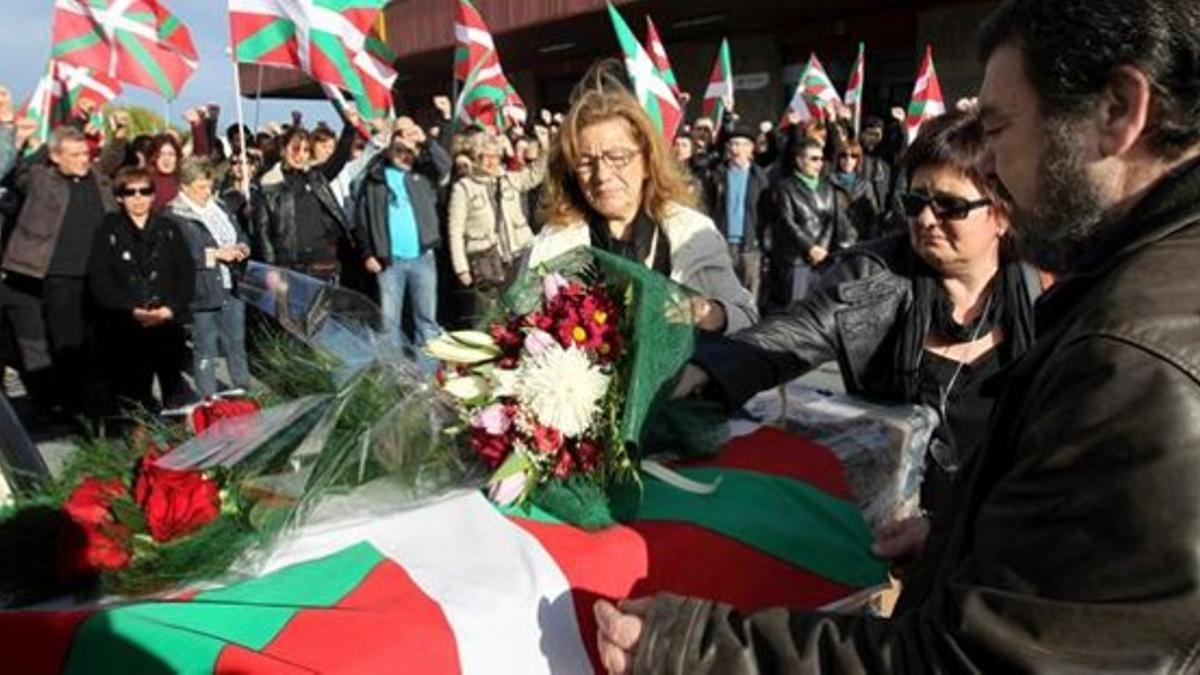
[634,158,1200,673]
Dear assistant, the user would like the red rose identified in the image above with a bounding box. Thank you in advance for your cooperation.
[553,450,576,478]
[58,478,133,581]
[574,439,603,473]
[57,521,132,581]
[191,397,261,435]
[470,428,513,468]
[534,425,563,454]
[62,478,127,527]
[134,455,221,543]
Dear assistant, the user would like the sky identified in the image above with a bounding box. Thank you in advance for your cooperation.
[0,0,341,128]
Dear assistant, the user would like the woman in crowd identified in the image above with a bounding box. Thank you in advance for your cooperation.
[447,129,547,318]
[829,140,886,243]
[168,157,252,399]
[675,110,1043,516]
[530,72,757,334]
[87,166,195,412]
[148,134,183,210]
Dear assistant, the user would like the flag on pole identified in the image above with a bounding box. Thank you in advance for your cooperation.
[844,42,865,136]
[452,0,526,132]
[782,53,842,126]
[50,0,197,101]
[228,0,398,120]
[18,60,123,147]
[906,44,946,143]
[644,17,682,101]
[701,38,734,126]
[606,2,682,141]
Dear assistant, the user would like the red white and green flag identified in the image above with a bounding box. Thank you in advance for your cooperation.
[644,16,682,102]
[606,2,682,141]
[844,42,866,135]
[228,0,399,120]
[50,0,197,101]
[18,60,122,146]
[0,428,886,674]
[453,0,526,131]
[906,44,946,143]
[701,38,734,127]
[782,53,842,126]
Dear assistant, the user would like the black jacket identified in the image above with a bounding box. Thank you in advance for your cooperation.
[771,174,854,261]
[351,144,450,265]
[87,212,195,323]
[706,162,771,252]
[634,158,1200,673]
[254,125,355,268]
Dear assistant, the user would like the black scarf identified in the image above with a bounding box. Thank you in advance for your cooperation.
[893,257,1036,402]
[587,209,672,276]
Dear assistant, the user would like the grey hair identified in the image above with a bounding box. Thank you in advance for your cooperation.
[466,132,502,161]
[178,156,215,187]
[49,126,86,152]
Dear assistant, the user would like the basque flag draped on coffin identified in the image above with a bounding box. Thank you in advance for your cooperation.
[50,0,197,100]
[229,0,398,120]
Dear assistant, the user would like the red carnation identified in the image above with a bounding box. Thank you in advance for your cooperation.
[470,428,513,468]
[574,439,603,473]
[553,449,576,478]
[133,454,221,543]
[534,425,564,454]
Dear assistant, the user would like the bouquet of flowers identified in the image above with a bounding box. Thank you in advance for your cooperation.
[427,247,727,528]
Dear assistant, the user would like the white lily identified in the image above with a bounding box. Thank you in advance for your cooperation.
[425,331,500,365]
[442,374,490,400]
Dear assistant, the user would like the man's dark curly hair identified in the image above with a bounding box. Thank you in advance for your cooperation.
[979,0,1200,159]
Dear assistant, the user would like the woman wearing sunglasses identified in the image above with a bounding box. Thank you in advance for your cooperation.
[676,110,1044,522]
[88,166,196,413]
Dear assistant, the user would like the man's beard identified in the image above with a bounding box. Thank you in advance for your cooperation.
[1009,117,1113,273]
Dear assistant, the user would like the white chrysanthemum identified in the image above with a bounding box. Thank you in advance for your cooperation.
[516,344,610,437]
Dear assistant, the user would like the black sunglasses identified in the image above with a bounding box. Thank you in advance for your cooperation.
[118,186,155,197]
[900,191,991,221]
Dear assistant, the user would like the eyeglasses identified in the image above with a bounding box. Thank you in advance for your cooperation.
[900,191,992,221]
[574,148,640,176]
[804,155,825,163]
[118,186,155,197]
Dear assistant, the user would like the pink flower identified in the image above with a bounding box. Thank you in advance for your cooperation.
[534,425,564,454]
[523,328,557,356]
[543,273,570,303]
[488,471,527,507]
[472,404,512,436]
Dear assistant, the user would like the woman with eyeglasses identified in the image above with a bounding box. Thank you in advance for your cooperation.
[675,111,1044,521]
[527,69,758,334]
[87,166,196,413]
[830,140,890,243]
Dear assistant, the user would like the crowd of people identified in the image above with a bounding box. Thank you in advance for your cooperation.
[0,54,915,426]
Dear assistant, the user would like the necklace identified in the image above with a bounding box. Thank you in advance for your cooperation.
[935,292,993,423]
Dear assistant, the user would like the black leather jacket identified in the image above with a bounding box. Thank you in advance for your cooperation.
[771,174,854,261]
[634,158,1200,673]
[254,126,355,268]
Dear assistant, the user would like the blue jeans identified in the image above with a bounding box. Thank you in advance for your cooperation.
[378,251,441,369]
[192,293,250,398]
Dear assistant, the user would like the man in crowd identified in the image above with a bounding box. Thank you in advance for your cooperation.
[595,1,1200,671]
[2,127,115,416]
[706,128,770,303]
[352,119,450,366]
